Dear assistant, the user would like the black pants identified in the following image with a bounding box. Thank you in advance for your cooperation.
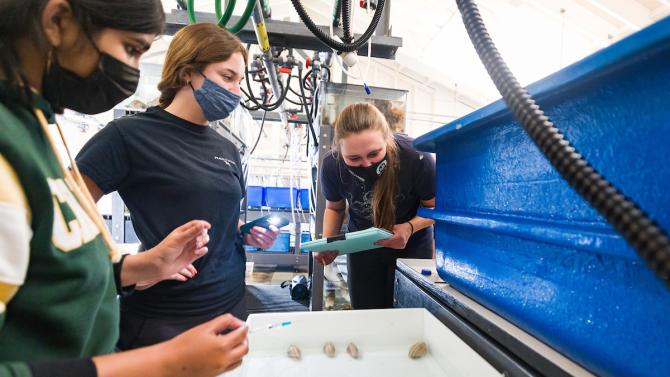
[117,294,248,350]
[347,234,434,310]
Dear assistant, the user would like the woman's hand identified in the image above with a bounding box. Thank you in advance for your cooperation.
[163,314,249,375]
[92,313,249,377]
[136,264,198,290]
[143,220,211,282]
[171,264,198,281]
[314,251,339,266]
[244,225,279,249]
[375,223,412,250]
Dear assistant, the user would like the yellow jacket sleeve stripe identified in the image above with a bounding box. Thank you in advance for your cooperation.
[0,154,31,308]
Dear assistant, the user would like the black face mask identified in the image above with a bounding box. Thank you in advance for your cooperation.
[347,156,388,184]
[43,50,140,114]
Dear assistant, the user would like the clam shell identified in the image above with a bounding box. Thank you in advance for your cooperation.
[408,341,428,359]
[287,344,301,360]
[346,342,360,359]
[323,342,336,358]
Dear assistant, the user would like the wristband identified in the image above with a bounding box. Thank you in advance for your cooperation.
[406,221,414,236]
[113,253,136,297]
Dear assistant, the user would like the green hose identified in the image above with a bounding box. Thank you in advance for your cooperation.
[187,0,196,24]
[227,0,256,34]
[186,0,255,34]
[215,0,236,27]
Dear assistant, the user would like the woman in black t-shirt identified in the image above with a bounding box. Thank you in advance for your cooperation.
[76,23,278,350]
[316,102,436,309]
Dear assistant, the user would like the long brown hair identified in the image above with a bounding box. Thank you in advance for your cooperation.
[157,23,247,108]
[333,102,399,231]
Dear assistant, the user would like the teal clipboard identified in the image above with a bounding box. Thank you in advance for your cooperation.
[300,227,393,254]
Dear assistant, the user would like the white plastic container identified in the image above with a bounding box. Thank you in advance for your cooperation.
[223,308,499,377]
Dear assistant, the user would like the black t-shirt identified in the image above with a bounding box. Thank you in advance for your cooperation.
[320,133,436,249]
[76,106,245,317]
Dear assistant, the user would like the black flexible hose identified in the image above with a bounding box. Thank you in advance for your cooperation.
[341,0,353,43]
[265,74,292,111]
[299,69,319,147]
[243,61,292,112]
[306,123,309,157]
[250,110,267,155]
[455,0,670,287]
[288,75,312,105]
[320,66,331,82]
[290,0,385,53]
[333,0,342,27]
[240,86,264,111]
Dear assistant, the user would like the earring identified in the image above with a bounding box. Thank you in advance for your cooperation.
[46,49,55,70]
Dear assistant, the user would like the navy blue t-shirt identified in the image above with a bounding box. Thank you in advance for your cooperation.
[76,107,245,317]
[320,133,435,249]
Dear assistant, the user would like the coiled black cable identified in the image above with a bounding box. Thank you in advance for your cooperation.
[455,0,670,287]
[332,0,342,27]
[290,0,386,53]
[341,0,353,43]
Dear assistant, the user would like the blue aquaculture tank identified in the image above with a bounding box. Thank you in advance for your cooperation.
[298,188,310,211]
[414,16,670,377]
[247,185,265,207]
[264,231,291,253]
[264,187,298,209]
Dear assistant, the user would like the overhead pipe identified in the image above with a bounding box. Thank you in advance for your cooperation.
[250,0,288,125]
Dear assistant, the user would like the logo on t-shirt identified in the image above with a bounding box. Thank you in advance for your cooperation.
[214,156,235,167]
[348,190,373,221]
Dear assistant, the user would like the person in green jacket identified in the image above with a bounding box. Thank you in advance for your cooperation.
[0,1,248,376]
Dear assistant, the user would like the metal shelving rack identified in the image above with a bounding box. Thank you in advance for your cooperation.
[244,207,310,268]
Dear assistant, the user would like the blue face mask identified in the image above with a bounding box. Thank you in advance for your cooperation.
[190,75,241,121]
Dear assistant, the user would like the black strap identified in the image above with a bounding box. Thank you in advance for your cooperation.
[326,234,346,243]
[29,358,97,377]
[113,253,136,297]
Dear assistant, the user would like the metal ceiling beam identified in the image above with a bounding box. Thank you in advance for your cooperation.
[165,10,402,59]
[248,110,308,124]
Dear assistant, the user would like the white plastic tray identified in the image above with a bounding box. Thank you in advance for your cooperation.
[222,308,500,377]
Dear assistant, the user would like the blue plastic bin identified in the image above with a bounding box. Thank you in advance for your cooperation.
[263,231,290,252]
[299,231,311,253]
[414,17,670,377]
[264,187,296,209]
[246,186,265,207]
[298,188,310,211]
